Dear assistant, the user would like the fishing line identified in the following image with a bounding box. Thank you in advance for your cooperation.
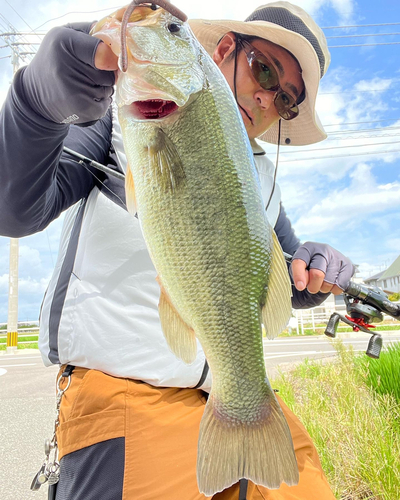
[264,119,281,212]
[63,147,127,209]
[232,33,279,214]
[63,147,125,180]
[74,160,127,209]
[32,5,126,32]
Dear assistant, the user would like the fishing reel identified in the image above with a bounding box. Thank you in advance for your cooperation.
[325,281,400,359]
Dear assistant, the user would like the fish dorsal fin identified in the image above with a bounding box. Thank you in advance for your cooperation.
[157,278,197,365]
[261,231,292,339]
[125,165,137,215]
[148,128,185,192]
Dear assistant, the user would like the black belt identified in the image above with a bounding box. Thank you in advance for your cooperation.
[239,478,248,499]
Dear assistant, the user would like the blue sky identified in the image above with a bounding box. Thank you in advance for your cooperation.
[0,0,400,322]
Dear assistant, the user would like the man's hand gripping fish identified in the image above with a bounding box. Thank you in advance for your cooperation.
[92,1,299,495]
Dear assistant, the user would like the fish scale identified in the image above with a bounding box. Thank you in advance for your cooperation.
[92,4,297,495]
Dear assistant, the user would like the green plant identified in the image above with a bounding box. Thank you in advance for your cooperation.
[357,343,400,403]
[273,341,400,499]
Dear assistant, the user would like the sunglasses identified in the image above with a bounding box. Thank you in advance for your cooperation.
[237,37,304,121]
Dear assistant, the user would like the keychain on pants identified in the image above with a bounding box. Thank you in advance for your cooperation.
[30,366,74,492]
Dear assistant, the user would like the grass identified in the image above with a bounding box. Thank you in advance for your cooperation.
[272,341,400,499]
[0,334,38,350]
[0,342,38,350]
[278,321,400,337]
[356,342,400,404]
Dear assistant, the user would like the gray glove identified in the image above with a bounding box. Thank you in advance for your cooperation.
[20,22,115,126]
[291,241,355,291]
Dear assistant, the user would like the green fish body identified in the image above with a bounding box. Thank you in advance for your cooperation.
[93,6,299,495]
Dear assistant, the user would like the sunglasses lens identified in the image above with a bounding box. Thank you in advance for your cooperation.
[275,92,299,120]
[251,56,279,90]
[240,39,301,121]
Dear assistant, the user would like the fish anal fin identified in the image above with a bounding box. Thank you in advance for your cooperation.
[157,278,197,364]
[148,128,185,193]
[125,165,137,215]
[197,392,299,495]
[262,230,292,339]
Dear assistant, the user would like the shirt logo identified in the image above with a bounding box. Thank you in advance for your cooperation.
[61,114,79,124]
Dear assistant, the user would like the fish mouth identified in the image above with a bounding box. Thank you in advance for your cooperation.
[131,99,178,119]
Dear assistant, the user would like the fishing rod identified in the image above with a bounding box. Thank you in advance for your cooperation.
[61,150,400,358]
[283,252,400,359]
[63,146,125,180]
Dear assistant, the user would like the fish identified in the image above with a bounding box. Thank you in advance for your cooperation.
[92,1,299,495]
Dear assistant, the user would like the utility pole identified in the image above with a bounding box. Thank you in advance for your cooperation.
[1,25,40,353]
[7,239,18,354]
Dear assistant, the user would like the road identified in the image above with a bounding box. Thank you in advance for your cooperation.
[0,332,399,500]
[263,331,400,378]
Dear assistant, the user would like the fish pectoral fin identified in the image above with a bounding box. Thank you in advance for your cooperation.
[148,128,185,192]
[261,230,292,339]
[157,280,197,365]
[125,165,138,215]
[197,391,299,495]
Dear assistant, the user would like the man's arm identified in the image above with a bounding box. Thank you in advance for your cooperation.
[0,23,117,238]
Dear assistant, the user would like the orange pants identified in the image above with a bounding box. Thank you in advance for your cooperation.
[56,367,334,500]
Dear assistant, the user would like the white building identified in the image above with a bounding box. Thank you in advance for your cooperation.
[364,255,400,294]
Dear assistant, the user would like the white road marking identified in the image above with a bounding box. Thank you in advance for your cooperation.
[264,340,372,347]
[0,368,7,376]
[0,363,37,368]
[264,349,366,360]
[0,356,42,361]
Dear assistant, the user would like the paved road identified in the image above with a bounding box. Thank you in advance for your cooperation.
[1,332,399,500]
[263,332,400,378]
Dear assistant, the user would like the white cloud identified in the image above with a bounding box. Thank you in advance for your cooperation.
[329,0,355,23]
[293,164,400,236]
[0,0,395,320]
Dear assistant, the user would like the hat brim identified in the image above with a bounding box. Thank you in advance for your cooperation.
[189,18,327,146]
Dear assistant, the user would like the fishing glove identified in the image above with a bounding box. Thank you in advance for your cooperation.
[291,241,355,291]
[18,22,115,126]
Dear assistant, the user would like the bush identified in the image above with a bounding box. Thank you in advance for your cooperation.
[356,342,400,404]
[272,341,400,499]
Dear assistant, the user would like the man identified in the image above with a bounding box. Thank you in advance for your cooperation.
[0,2,352,499]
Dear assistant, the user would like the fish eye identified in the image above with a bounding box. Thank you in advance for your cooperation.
[168,23,181,33]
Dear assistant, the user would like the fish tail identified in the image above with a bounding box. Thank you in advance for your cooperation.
[197,392,299,496]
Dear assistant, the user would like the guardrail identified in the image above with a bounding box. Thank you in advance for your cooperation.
[0,326,39,346]
[292,307,400,335]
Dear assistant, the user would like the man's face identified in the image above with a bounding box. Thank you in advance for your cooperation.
[213,34,304,140]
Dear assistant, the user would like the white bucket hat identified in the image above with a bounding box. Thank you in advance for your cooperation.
[189,1,331,146]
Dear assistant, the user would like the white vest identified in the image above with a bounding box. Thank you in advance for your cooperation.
[38,110,281,391]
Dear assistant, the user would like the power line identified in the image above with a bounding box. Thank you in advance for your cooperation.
[4,0,39,38]
[0,14,39,65]
[322,22,400,29]
[323,118,400,127]
[329,41,400,48]
[326,32,400,39]
[320,89,393,94]
[328,126,400,135]
[278,140,400,155]
[32,5,125,32]
[279,149,400,162]
[326,133,400,141]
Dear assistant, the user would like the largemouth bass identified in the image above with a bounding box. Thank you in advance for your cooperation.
[92,2,299,495]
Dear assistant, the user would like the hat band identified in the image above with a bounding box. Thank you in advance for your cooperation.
[245,7,325,78]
